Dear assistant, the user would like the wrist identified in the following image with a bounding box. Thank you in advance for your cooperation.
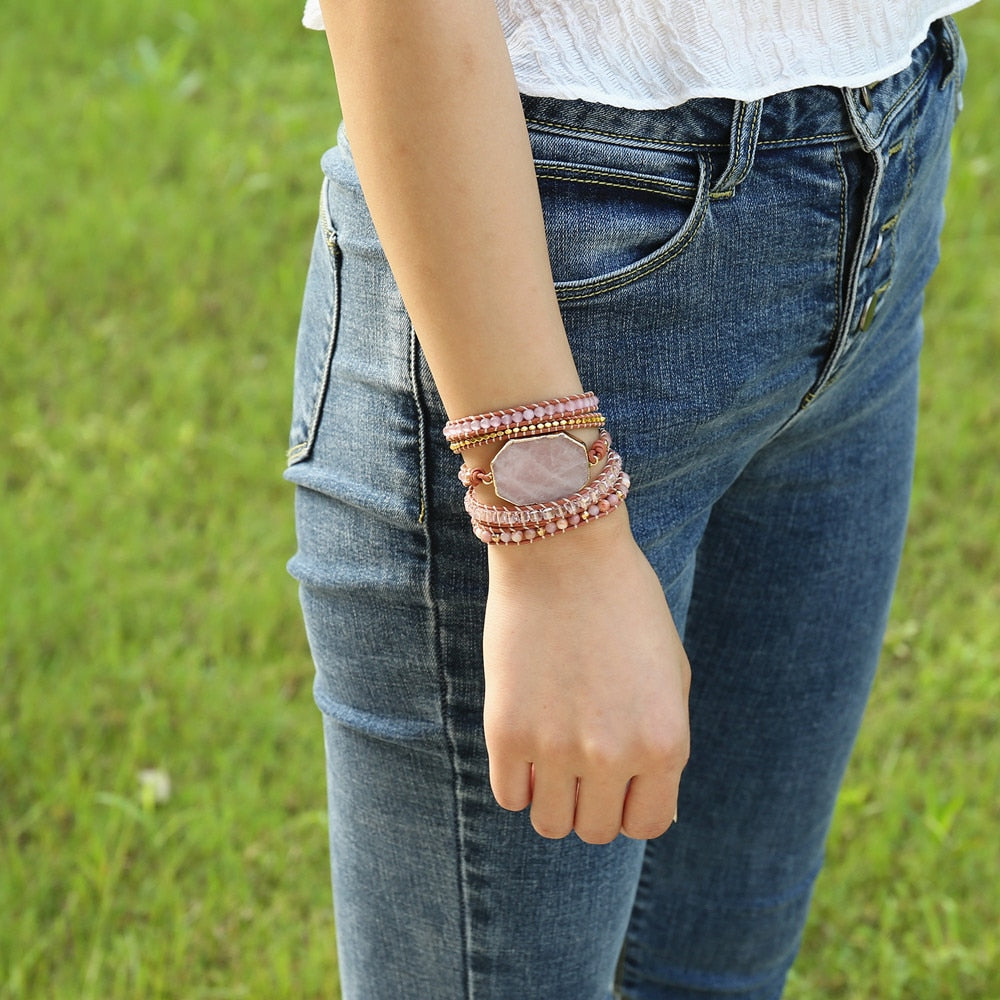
[446,389,631,551]
[487,501,635,581]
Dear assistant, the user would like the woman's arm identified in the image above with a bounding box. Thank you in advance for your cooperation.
[318,0,690,843]
[318,0,576,415]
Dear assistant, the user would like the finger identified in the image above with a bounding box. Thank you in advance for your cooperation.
[488,755,532,812]
[529,767,578,839]
[620,773,680,841]
[572,774,628,844]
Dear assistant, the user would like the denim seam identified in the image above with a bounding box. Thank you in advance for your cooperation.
[409,329,473,999]
[843,38,934,151]
[712,99,762,195]
[554,154,710,302]
[526,115,854,150]
[820,143,884,390]
[757,130,854,147]
[286,178,341,466]
[796,142,850,412]
[535,163,695,198]
[526,116,729,149]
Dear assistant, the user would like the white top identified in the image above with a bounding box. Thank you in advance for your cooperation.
[302,0,974,110]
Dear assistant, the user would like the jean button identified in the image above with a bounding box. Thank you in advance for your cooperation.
[857,288,886,331]
[866,231,884,267]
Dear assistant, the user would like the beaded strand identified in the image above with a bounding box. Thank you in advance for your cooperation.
[444,392,600,451]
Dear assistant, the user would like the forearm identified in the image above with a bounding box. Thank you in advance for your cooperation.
[318,0,581,420]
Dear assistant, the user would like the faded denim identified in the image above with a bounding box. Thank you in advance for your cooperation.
[285,20,965,1000]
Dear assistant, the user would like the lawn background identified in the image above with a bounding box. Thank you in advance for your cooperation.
[1,3,996,998]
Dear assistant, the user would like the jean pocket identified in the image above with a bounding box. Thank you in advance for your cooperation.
[534,150,710,302]
[287,177,341,467]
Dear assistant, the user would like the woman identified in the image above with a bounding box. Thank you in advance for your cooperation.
[285,1,970,996]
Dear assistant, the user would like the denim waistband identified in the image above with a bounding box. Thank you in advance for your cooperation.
[520,17,961,157]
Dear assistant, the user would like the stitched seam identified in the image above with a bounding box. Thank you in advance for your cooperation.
[527,115,853,150]
[833,144,849,346]
[859,52,934,145]
[525,116,728,149]
[711,100,747,194]
[535,171,694,199]
[720,100,763,191]
[798,142,850,410]
[757,130,853,147]
[535,162,694,196]
[287,179,341,466]
[555,156,709,302]
[410,329,472,999]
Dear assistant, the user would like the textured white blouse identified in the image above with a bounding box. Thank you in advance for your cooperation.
[302,0,973,109]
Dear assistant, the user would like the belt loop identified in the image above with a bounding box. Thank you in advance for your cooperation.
[842,88,879,153]
[711,99,763,198]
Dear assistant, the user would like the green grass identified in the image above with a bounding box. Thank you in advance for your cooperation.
[1,3,997,998]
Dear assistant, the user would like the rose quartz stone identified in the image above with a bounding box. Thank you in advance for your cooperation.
[490,432,590,505]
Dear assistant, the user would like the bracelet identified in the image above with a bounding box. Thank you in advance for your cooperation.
[444,392,600,450]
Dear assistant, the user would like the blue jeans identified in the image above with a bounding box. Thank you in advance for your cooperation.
[285,20,965,1000]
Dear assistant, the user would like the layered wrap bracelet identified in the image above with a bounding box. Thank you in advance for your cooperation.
[445,394,630,546]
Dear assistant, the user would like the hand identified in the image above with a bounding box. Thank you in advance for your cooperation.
[482,508,691,844]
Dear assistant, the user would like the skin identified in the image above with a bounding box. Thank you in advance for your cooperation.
[318,0,690,844]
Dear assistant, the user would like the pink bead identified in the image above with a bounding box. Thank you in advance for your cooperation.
[511,530,524,543]
[588,504,600,518]
[545,523,558,534]
[556,518,568,531]
[500,531,511,543]
[570,514,581,525]
[598,499,610,513]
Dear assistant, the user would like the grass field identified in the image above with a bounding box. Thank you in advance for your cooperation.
[1,3,997,998]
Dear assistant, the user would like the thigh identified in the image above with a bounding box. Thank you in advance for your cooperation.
[287,133,647,1000]
[617,26,961,1000]
[622,355,920,999]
